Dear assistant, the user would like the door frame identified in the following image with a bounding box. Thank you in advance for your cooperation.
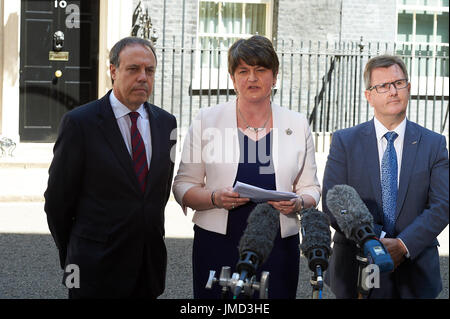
[18,0,101,142]
[0,0,133,143]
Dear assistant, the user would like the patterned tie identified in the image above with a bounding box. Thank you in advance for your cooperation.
[381,131,398,237]
[129,112,148,193]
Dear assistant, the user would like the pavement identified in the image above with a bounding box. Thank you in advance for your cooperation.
[0,142,448,299]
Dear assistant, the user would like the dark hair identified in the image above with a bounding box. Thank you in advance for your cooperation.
[364,55,408,90]
[109,36,157,67]
[228,35,279,77]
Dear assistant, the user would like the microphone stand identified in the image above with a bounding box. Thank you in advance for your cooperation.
[310,265,323,299]
[353,225,377,299]
[306,247,328,299]
[356,249,369,299]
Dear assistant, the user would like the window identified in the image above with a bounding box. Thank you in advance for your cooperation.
[396,0,449,91]
[194,0,273,91]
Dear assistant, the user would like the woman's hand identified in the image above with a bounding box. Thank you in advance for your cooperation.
[268,194,316,215]
[267,198,299,215]
[213,186,250,210]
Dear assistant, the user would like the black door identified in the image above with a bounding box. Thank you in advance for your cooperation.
[19,0,99,142]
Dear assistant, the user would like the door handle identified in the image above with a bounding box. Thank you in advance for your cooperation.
[53,70,63,85]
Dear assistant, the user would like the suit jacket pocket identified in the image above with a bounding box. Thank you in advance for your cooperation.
[71,223,110,243]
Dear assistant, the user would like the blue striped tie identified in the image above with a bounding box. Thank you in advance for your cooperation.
[381,131,398,237]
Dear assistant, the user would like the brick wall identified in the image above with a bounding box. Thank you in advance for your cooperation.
[276,0,341,45]
[341,0,397,44]
[130,0,401,135]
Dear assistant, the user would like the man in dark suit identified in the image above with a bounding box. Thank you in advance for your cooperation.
[44,37,177,299]
[322,55,449,298]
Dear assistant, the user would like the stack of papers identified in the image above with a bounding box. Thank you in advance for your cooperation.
[232,181,298,203]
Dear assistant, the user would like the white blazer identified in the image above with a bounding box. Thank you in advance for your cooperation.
[172,99,321,238]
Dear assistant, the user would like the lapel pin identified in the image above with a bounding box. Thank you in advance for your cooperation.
[286,128,293,135]
[412,141,417,145]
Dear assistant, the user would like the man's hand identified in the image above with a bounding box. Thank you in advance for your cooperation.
[380,238,407,269]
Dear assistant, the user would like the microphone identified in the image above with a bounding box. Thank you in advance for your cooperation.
[234,203,279,298]
[326,184,394,273]
[299,208,331,276]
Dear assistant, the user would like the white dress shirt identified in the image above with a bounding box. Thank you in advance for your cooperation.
[373,116,410,256]
[109,91,152,168]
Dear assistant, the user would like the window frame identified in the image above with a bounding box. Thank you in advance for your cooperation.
[193,0,274,92]
[395,0,449,96]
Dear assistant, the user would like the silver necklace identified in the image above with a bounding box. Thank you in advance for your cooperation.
[237,103,271,133]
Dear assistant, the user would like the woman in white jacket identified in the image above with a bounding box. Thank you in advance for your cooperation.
[172,35,321,299]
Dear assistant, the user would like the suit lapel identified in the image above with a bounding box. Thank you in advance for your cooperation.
[395,120,420,220]
[361,120,383,221]
[96,91,140,192]
[144,103,162,195]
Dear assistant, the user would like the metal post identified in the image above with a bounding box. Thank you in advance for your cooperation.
[280,39,285,107]
[307,40,312,120]
[179,35,185,142]
[417,45,422,124]
[289,39,294,110]
[199,42,204,109]
[432,44,438,131]
[425,46,430,128]
[217,40,221,105]
[189,37,194,125]
[161,0,167,109]
[208,40,212,106]
[441,51,448,134]
[298,41,303,113]
[171,36,176,115]
[315,41,321,131]
[357,37,365,126]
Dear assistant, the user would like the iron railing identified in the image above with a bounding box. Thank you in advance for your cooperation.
[149,37,449,148]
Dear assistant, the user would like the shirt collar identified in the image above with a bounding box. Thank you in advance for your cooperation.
[110,90,147,120]
[374,116,407,142]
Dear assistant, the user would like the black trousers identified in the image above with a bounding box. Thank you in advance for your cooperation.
[68,246,156,299]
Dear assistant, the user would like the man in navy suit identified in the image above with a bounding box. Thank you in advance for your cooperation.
[322,55,449,298]
[44,37,177,298]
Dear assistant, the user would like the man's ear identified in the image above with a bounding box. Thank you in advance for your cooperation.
[110,64,117,82]
[364,90,372,107]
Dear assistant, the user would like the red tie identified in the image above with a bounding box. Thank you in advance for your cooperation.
[129,112,148,193]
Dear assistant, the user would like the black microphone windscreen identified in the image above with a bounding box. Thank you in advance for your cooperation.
[238,203,280,265]
[299,208,331,257]
[326,184,373,240]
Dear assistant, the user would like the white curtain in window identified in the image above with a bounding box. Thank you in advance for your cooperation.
[245,4,266,35]
[221,2,243,34]
[199,2,218,33]
[198,1,268,69]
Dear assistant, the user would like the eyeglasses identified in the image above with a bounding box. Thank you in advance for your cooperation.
[368,79,409,93]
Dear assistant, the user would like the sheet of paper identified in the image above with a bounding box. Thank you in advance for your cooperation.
[232,181,298,203]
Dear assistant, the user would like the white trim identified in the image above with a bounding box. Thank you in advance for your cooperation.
[396,0,449,83]
[194,0,274,90]
[98,0,109,98]
[98,0,133,98]
[200,0,272,4]
[0,0,20,142]
[398,5,449,13]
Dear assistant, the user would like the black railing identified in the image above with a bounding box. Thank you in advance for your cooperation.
[148,37,449,144]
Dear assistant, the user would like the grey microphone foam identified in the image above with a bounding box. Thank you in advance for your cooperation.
[299,208,332,258]
[238,203,280,265]
[326,184,374,241]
